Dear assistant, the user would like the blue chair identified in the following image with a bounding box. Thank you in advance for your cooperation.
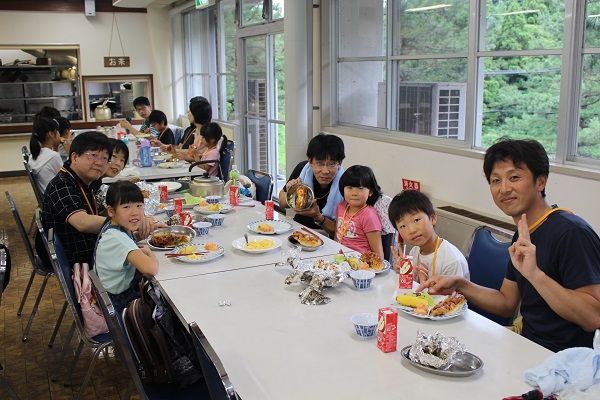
[89,271,211,399]
[246,169,273,204]
[188,140,235,181]
[189,322,239,400]
[0,248,21,400]
[466,225,513,326]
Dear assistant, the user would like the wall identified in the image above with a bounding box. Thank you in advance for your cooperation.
[0,8,172,173]
[334,134,600,232]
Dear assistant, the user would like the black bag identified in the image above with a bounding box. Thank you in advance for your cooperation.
[0,243,11,290]
[122,277,202,388]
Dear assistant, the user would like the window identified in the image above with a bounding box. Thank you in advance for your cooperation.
[332,1,600,166]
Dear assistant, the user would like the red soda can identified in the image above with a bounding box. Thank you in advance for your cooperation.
[229,185,239,206]
[174,198,183,215]
[265,200,274,220]
[179,212,193,227]
[158,185,168,201]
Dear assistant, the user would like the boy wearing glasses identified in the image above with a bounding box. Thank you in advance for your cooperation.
[118,96,159,138]
[279,133,346,235]
[41,131,161,266]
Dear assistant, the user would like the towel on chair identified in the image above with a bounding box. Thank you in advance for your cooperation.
[524,347,600,395]
[298,162,344,220]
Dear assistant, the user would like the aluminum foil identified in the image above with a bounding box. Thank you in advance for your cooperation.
[136,181,160,216]
[276,248,350,304]
[408,331,466,369]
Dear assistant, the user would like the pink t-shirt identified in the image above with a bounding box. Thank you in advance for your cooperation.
[335,201,382,254]
[201,147,220,176]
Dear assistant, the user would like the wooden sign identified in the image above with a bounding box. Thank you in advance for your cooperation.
[104,56,130,68]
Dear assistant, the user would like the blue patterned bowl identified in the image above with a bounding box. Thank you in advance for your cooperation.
[207,214,225,226]
[351,313,378,338]
[192,221,211,235]
[350,270,375,290]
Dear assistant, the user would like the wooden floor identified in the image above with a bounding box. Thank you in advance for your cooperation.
[0,176,135,400]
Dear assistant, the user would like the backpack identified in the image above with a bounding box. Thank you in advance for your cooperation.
[0,244,11,290]
[73,262,109,338]
[122,276,202,388]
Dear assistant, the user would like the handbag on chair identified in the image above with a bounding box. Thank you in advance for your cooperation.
[73,262,109,338]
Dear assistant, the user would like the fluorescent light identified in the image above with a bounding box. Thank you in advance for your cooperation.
[495,9,540,16]
[406,4,452,13]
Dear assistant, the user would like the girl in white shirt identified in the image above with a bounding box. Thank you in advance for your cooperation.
[28,117,63,194]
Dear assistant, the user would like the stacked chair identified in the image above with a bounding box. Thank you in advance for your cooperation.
[0,247,21,399]
[36,216,113,400]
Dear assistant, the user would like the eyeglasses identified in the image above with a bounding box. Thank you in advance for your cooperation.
[311,161,340,170]
[83,153,111,165]
[135,106,148,113]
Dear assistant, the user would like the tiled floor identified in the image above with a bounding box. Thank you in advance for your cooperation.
[0,176,135,400]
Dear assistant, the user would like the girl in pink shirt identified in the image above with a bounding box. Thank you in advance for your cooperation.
[195,122,228,177]
[335,165,384,259]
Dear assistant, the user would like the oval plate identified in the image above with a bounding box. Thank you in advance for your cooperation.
[146,225,196,251]
[152,181,182,192]
[158,162,186,169]
[396,299,468,320]
[194,203,233,215]
[169,243,225,263]
[232,236,282,254]
[247,220,293,235]
[287,235,324,252]
[400,346,483,377]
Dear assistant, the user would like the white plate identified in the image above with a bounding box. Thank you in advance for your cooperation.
[395,299,468,320]
[373,259,391,275]
[158,162,186,169]
[152,181,182,193]
[169,243,225,263]
[194,203,233,215]
[247,220,293,235]
[232,236,282,254]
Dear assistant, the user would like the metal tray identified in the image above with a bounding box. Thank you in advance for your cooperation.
[400,346,483,377]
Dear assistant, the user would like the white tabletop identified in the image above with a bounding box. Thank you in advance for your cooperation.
[104,163,206,183]
[155,203,350,281]
[159,265,552,400]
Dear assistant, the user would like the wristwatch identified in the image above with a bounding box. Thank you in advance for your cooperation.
[314,214,326,226]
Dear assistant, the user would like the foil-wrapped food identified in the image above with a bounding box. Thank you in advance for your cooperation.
[276,248,350,305]
[408,331,466,369]
[96,180,159,216]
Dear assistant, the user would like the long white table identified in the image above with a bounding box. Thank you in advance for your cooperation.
[159,265,552,400]
[104,162,205,183]
[155,203,349,280]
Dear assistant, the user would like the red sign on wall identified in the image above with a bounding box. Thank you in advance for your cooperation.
[402,179,421,191]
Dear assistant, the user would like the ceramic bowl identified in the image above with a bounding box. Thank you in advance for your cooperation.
[206,195,221,204]
[192,221,211,236]
[351,313,378,338]
[350,270,375,290]
[207,214,225,226]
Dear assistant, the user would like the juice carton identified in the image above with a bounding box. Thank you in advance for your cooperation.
[398,255,414,289]
[265,200,274,220]
[158,185,168,201]
[229,185,239,206]
[174,198,183,215]
[377,307,397,353]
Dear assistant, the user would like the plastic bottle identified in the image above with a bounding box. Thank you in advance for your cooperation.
[139,139,152,167]
[121,136,130,165]
[229,165,240,206]
[127,134,138,165]
[229,165,239,185]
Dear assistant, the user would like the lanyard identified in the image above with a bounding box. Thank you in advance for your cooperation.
[157,127,168,142]
[60,167,98,215]
[527,207,572,232]
[417,236,441,277]
[337,204,367,241]
[179,127,195,148]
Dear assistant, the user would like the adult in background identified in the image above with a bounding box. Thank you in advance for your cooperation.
[418,138,600,352]
[278,133,346,236]
[162,97,212,162]
[28,117,63,194]
[42,131,159,266]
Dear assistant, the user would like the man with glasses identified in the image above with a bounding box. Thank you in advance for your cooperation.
[118,96,159,138]
[279,133,345,236]
[41,131,158,266]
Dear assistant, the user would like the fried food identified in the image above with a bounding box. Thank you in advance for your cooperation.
[360,251,384,271]
[150,231,191,248]
[430,293,465,317]
[295,185,308,210]
[291,231,322,247]
[204,242,219,251]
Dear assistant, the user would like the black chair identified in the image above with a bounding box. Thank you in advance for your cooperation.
[188,140,236,181]
[22,146,45,236]
[41,228,113,399]
[382,232,396,263]
[0,248,21,400]
[466,225,513,325]
[89,270,211,399]
[6,192,55,342]
[246,169,273,204]
[189,322,239,400]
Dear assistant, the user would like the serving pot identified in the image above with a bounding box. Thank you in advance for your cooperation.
[189,175,224,197]
[94,98,112,121]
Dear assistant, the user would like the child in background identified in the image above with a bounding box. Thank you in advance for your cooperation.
[388,190,469,281]
[94,181,158,314]
[118,96,158,137]
[56,117,72,162]
[334,165,384,259]
[147,110,175,145]
[192,122,228,176]
[28,117,63,194]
